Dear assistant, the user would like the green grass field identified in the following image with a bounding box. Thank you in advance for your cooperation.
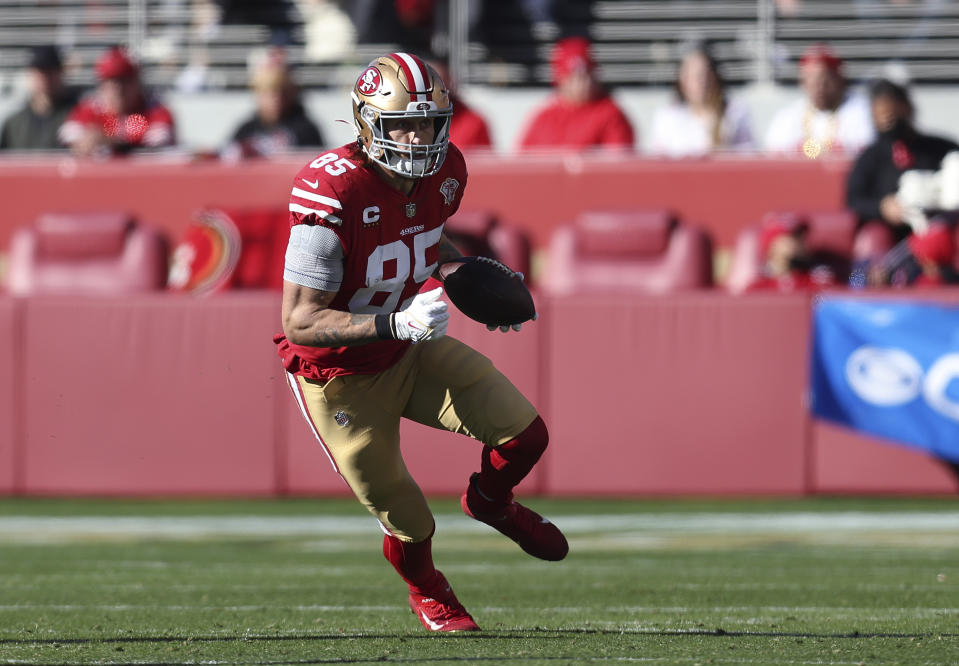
[1,496,958,665]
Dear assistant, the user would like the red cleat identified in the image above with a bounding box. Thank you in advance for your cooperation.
[408,574,480,633]
[461,473,569,561]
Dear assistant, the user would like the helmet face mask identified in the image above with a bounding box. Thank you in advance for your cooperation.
[352,53,452,179]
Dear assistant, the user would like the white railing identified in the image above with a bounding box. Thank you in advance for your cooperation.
[0,0,957,93]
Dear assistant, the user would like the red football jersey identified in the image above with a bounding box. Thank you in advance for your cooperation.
[449,96,492,150]
[275,142,468,380]
[518,94,635,150]
[59,95,175,149]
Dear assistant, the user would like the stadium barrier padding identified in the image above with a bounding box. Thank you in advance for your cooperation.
[3,290,957,496]
[812,421,959,494]
[18,294,281,495]
[545,293,812,495]
[0,298,18,493]
[0,156,848,251]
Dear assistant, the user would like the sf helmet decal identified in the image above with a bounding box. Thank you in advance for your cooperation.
[357,66,382,95]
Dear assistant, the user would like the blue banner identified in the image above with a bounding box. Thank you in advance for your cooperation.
[811,299,959,462]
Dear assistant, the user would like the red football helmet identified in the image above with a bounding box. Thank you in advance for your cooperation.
[352,53,452,178]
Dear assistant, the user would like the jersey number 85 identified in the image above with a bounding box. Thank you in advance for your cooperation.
[348,227,443,314]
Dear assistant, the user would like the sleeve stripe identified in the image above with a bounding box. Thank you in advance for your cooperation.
[289,203,343,226]
[291,187,342,209]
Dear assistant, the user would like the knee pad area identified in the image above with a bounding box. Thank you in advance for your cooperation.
[490,416,549,468]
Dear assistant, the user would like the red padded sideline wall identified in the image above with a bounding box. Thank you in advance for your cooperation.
[281,307,545,495]
[21,293,281,495]
[0,298,18,493]
[812,422,959,494]
[545,292,812,495]
[462,154,850,249]
[0,156,849,252]
[0,158,300,250]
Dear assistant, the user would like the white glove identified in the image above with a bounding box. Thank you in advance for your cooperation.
[392,287,449,343]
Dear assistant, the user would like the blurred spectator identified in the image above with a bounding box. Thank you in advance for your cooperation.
[846,79,959,241]
[764,43,874,158]
[517,37,635,151]
[748,219,837,291]
[426,58,492,151]
[349,0,440,53]
[647,43,753,157]
[775,0,802,16]
[908,223,959,285]
[59,46,176,157]
[866,221,959,287]
[222,59,323,160]
[299,0,357,63]
[0,46,79,151]
[214,0,299,46]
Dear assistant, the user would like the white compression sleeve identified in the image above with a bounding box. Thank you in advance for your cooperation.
[283,224,345,291]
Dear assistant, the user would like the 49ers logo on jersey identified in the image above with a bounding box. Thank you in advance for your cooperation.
[357,67,382,95]
[439,178,459,205]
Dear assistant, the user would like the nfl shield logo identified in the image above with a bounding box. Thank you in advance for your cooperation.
[405,203,417,218]
[334,411,351,427]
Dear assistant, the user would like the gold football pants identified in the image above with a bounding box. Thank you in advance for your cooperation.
[287,335,538,542]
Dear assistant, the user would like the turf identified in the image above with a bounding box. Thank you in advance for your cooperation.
[0,497,957,665]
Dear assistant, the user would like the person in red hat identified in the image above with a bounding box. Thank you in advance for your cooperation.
[747,218,837,291]
[764,42,873,158]
[59,46,175,157]
[517,36,635,151]
[908,223,959,285]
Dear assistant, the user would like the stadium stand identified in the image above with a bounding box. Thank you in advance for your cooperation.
[542,208,713,294]
[2,1,959,94]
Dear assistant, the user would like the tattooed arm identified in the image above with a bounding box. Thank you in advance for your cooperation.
[434,231,464,278]
[283,231,462,348]
[281,281,381,347]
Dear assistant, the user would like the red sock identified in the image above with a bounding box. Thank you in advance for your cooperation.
[474,416,549,503]
[383,532,444,594]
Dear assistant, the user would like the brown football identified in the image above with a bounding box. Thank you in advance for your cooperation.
[440,257,536,327]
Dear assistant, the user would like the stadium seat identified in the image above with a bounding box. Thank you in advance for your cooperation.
[5,211,168,296]
[725,210,895,293]
[444,210,532,282]
[219,208,288,290]
[541,209,713,294]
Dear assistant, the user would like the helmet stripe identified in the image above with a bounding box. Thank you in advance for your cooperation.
[390,52,432,102]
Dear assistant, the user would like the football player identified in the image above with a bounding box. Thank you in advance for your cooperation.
[274,53,568,633]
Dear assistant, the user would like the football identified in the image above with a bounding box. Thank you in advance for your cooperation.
[439,257,536,327]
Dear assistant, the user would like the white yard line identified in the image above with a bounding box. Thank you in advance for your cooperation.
[0,603,956,615]
[0,652,945,666]
[0,660,870,666]
[0,511,958,541]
